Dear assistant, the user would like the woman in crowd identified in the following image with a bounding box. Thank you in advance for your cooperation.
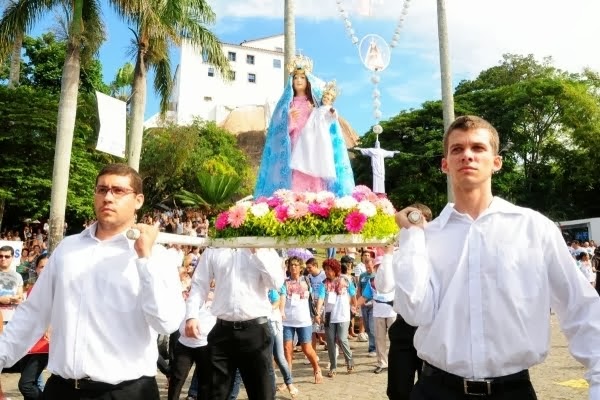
[316,258,356,378]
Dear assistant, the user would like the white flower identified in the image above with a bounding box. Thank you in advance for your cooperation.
[376,198,396,215]
[235,201,252,210]
[249,203,269,217]
[304,192,317,202]
[334,196,358,209]
[273,189,294,201]
[357,200,377,217]
[316,190,335,202]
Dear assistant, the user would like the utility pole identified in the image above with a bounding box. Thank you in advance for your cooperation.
[284,0,296,86]
[436,0,455,202]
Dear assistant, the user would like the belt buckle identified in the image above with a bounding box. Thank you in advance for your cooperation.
[233,321,243,330]
[75,379,80,390]
[464,378,492,396]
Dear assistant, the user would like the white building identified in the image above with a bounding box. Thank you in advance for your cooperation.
[145,34,285,127]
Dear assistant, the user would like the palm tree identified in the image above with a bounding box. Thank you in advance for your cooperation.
[176,171,242,213]
[126,0,229,172]
[0,0,136,250]
[110,61,134,101]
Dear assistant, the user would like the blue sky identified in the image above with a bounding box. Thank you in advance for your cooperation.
[30,0,600,136]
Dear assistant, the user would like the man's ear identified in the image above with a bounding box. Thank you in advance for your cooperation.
[441,158,449,174]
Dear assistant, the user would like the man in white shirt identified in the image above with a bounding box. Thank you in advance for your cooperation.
[0,163,186,400]
[393,116,600,399]
[184,247,284,400]
[0,245,24,324]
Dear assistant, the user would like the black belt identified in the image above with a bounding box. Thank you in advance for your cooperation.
[421,362,530,396]
[217,316,268,330]
[54,375,148,391]
[374,299,393,306]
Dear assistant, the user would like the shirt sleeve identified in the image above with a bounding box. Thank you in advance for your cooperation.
[375,253,395,294]
[543,220,600,395]
[392,226,437,326]
[268,289,279,303]
[280,282,288,297]
[136,245,186,335]
[0,246,56,371]
[348,281,356,297]
[186,250,211,321]
[318,283,326,299]
[251,249,285,290]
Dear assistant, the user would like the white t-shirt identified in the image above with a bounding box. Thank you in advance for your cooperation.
[373,291,396,318]
[282,278,312,328]
[353,262,366,277]
[319,276,356,324]
[0,270,23,322]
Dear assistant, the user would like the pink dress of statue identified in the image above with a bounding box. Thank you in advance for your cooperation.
[289,95,327,192]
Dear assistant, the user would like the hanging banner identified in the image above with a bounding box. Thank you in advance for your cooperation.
[0,240,23,271]
[95,91,127,158]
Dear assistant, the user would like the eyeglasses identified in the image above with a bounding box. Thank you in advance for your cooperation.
[290,263,300,267]
[94,186,136,198]
[0,255,12,259]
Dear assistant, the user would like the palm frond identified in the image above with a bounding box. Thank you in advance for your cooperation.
[175,188,210,208]
[80,0,106,60]
[195,171,242,206]
[0,0,58,58]
[152,56,172,115]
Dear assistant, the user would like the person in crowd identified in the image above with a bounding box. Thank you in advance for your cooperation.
[18,255,50,400]
[0,163,185,400]
[577,251,596,287]
[0,245,24,326]
[593,246,600,296]
[270,287,299,397]
[358,250,377,356]
[315,258,356,378]
[393,115,600,399]
[185,247,284,400]
[281,256,322,384]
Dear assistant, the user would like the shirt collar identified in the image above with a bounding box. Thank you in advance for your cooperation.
[80,222,135,249]
[436,196,520,230]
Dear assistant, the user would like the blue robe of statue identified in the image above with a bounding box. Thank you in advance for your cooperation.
[254,73,355,198]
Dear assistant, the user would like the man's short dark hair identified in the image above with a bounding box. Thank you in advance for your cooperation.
[305,257,317,266]
[95,163,143,194]
[0,245,14,256]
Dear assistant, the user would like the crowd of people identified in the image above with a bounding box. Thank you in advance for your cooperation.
[1,115,600,400]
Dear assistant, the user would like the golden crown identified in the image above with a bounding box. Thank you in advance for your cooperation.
[287,54,314,75]
[322,80,338,99]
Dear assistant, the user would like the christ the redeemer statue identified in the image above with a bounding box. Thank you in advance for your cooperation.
[353,140,399,194]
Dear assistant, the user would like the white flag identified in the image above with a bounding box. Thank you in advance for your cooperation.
[95,91,127,158]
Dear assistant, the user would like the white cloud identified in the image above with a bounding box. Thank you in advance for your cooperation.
[208,0,600,77]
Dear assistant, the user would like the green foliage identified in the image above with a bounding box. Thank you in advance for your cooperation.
[0,86,114,229]
[366,53,600,220]
[176,172,242,212]
[140,119,253,212]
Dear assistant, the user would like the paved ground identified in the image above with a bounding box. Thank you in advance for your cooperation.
[0,315,589,399]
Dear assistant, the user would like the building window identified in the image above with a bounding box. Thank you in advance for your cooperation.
[204,96,212,101]
[207,67,214,77]
[248,73,256,83]
[273,59,281,69]
[228,51,236,62]
[275,46,283,52]
[246,54,255,65]
[202,49,209,63]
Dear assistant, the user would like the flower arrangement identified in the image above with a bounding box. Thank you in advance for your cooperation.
[211,186,398,242]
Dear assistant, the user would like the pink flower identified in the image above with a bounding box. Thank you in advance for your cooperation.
[309,203,330,218]
[255,196,269,204]
[366,192,379,203]
[288,201,309,218]
[353,185,372,195]
[344,210,367,233]
[320,197,335,210]
[267,196,283,208]
[352,191,366,202]
[274,205,289,222]
[227,205,247,228]
[215,212,229,230]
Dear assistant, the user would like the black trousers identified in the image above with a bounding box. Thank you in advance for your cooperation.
[41,375,159,400]
[19,353,49,400]
[168,342,210,400]
[410,374,538,400]
[207,320,274,400]
[387,316,423,400]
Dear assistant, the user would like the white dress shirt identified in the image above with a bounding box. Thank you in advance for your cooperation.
[393,197,600,398]
[178,301,216,348]
[186,248,284,323]
[0,224,185,384]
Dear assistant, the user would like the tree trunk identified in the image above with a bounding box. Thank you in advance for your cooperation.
[8,31,23,89]
[283,0,295,87]
[48,42,82,252]
[127,45,147,172]
[0,198,5,231]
